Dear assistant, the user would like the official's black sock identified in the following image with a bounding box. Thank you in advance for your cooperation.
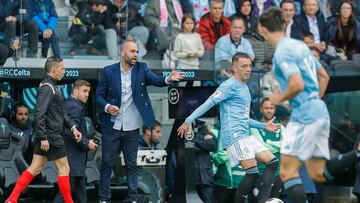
[284,177,308,203]
[234,166,259,203]
[323,150,358,182]
[258,158,279,203]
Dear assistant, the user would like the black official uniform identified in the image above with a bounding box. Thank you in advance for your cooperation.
[33,75,76,160]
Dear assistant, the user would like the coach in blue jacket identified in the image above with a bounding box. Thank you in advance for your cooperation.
[96,40,183,203]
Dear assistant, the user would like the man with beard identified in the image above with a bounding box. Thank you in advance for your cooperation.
[9,102,34,163]
[96,40,184,203]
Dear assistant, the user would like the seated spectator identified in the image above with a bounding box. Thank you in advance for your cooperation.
[252,0,273,16]
[8,102,34,164]
[232,0,258,38]
[294,0,327,52]
[326,0,360,60]
[0,40,20,66]
[68,0,108,56]
[104,0,149,59]
[29,0,60,58]
[0,0,38,57]
[192,119,217,203]
[303,32,315,46]
[215,16,254,63]
[139,120,162,149]
[174,14,204,69]
[260,59,290,117]
[198,0,231,52]
[144,0,183,52]
[281,0,301,39]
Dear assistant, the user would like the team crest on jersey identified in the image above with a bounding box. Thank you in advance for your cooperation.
[213,90,222,98]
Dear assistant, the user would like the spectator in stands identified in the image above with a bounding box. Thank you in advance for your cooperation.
[104,0,149,59]
[192,119,218,203]
[215,16,254,63]
[174,14,204,69]
[197,0,231,52]
[0,40,20,66]
[144,0,183,52]
[139,120,162,149]
[53,80,97,203]
[68,0,108,56]
[0,0,38,57]
[232,0,258,38]
[250,97,284,200]
[252,0,273,16]
[29,0,60,58]
[303,32,315,46]
[281,0,301,39]
[326,0,360,60]
[8,102,34,164]
[294,0,327,53]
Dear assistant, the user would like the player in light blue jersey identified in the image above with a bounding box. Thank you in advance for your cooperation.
[178,52,281,203]
[258,7,360,203]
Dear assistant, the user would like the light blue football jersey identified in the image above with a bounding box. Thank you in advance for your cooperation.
[272,37,329,123]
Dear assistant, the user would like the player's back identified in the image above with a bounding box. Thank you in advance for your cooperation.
[273,37,329,123]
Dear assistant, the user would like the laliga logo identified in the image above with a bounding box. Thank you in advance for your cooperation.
[185,130,194,141]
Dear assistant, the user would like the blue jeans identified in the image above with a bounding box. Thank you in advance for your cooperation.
[99,128,139,202]
[41,32,60,58]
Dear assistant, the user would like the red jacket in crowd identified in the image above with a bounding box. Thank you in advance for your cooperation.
[197,13,231,51]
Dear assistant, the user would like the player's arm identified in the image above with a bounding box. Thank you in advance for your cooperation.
[317,66,329,98]
[270,73,304,105]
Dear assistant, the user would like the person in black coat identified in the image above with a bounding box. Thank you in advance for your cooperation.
[53,80,98,203]
[192,119,218,203]
[6,57,82,203]
[0,40,20,66]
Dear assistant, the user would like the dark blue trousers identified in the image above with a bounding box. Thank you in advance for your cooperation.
[99,128,139,202]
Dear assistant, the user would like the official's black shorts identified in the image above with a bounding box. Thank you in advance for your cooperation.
[33,143,67,161]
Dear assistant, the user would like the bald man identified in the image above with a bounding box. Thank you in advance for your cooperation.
[96,40,183,203]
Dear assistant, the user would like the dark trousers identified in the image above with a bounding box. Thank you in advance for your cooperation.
[40,32,60,58]
[214,185,236,203]
[196,184,214,203]
[53,176,86,203]
[0,21,16,47]
[16,20,39,56]
[99,128,139,202]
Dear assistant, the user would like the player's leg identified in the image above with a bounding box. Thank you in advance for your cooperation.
[256,148,279,203]
[280,154,307,203]
[228,138,259,203]
[280,121,316,203]
[54,156,74,203]
[6,154,47,202]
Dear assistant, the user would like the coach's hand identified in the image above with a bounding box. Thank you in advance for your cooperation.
[40,140,50,152]
[177,123,192,138]
[72,128,82,142]
[265,117,281,133]
[167,69,184,82]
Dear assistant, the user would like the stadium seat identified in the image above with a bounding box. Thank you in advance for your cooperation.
[0,118,55,200]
